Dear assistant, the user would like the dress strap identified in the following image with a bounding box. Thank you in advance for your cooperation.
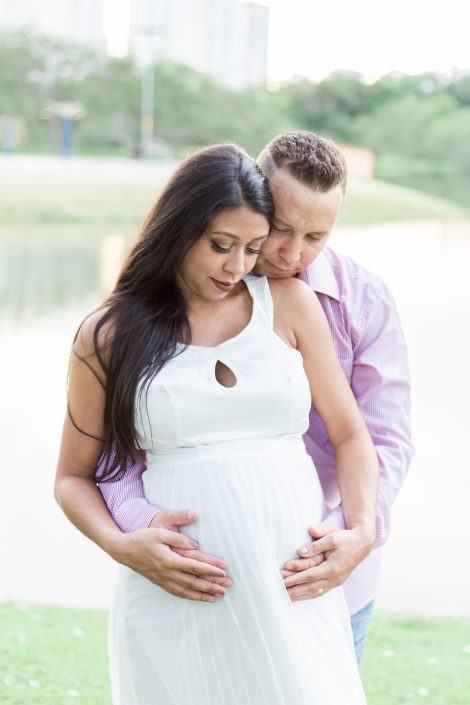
[244,275,273,328]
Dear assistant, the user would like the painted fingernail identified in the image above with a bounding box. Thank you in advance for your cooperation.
[190,540,199,548]
[299,546,309,555]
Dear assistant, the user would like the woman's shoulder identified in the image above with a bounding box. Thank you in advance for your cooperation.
[268,276,318,312]
[73,306,114,359]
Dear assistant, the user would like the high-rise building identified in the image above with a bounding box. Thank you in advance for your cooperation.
[129,0,269,89]
[0,0,105,51]
[0,0,269,89]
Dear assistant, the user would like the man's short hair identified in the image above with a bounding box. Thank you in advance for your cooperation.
[258,131,347,193]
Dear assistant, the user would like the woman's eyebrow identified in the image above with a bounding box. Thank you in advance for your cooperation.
[208,231,240,239]
[209,231,269,241]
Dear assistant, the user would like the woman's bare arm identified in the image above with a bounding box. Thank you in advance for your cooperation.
[54,313,228,601]
[271,277,379,599]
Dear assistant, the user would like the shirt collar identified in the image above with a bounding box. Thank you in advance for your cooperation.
[299,248,340,301]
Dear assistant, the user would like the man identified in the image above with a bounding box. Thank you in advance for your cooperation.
[98,131,414,663]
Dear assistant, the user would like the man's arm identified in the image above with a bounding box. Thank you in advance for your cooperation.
[98,450,160,532]
[283,283,414,599]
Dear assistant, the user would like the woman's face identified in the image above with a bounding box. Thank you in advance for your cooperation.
[177,205,270,302]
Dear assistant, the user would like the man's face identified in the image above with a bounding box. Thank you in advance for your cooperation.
[254,167,344,278]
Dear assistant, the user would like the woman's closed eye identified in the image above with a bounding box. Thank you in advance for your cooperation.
[211,242,232,253]
[211,242,262,255]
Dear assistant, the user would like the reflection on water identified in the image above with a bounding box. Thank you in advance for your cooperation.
[0,230,129,318]
[0,231,101,317]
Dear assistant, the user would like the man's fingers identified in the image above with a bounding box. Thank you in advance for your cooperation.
[287,580,330,602]
[157,508,199,528]
[308,521,338,540]
[285,553,325,571]
[283,562,331,588]
[298,534,337,557]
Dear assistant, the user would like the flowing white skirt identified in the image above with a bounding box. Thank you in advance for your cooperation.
[108,436,367,705]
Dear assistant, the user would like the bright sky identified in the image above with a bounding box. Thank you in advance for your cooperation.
[104,0,470,82]
[265,0,470,81]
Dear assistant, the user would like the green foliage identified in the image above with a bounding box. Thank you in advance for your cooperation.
[75,57,140,153]
[0,30,103,151]
[450,74,470,105]
[2,29,470,171]
[352,93,457,158]
[422,108,470,165]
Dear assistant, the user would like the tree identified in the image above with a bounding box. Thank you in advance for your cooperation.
[352,93,457,158]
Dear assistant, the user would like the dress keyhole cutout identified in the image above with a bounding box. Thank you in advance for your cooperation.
[214,360,237,388]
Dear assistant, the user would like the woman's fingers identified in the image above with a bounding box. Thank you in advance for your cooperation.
[168,571,228,597]
[172,546,228,571]
[171,553,227,578]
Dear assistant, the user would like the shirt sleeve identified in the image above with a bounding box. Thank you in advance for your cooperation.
[97,450,161,532]
[325,282,414,547]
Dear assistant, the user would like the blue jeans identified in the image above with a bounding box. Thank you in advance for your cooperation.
[350,600,375,664]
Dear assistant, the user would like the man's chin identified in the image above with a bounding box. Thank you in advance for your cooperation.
[256,260,297,278]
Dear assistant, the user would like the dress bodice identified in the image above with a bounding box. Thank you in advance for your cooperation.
[135,275,312,452]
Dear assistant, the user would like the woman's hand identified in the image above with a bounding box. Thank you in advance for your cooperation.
[105,508,233,602]
[108,521,232,603]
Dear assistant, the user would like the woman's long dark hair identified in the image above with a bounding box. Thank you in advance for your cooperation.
[72,144,274,482]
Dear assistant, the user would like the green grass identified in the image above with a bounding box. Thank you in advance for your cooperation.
[339,178,468,225]
[362,613,470,704]
[1,603,469,705]
[1,168,467,230]
[0,603,110,705]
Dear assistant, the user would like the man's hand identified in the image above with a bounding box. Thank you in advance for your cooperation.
[108,509,232,603]
[281,521,374,601]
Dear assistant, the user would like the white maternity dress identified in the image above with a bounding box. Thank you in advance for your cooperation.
[108,274,367,705]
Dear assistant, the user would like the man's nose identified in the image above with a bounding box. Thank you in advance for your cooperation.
[279,236,302,265]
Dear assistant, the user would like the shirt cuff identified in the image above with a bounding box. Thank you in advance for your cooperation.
[323,505,347,531]
[114,498,161,533]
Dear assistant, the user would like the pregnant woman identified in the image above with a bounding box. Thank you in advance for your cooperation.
[55,143,378,705]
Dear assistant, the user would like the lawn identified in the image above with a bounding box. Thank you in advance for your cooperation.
[1,603,469,705]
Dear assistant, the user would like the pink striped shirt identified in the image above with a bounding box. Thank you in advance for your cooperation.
[99,246,414,614]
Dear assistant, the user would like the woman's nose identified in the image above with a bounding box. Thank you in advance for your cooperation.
[223,249,246,276]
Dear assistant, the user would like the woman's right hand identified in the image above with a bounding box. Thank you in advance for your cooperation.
[108,509,233,602]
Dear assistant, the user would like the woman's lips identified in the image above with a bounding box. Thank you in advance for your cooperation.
[211,278,236,292]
